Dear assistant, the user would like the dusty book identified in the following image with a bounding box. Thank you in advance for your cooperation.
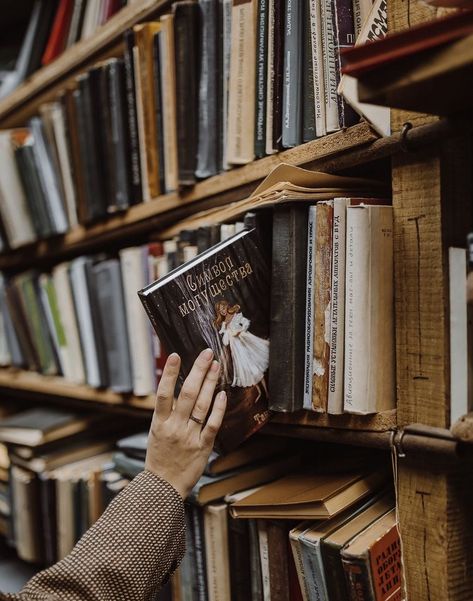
[139,228,271,451]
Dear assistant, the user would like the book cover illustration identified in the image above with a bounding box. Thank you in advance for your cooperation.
[139,228,271,451]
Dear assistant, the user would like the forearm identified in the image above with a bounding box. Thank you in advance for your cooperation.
[1,471,186,601]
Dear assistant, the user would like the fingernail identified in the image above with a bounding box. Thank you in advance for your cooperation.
[210,360,220,372]
[168,353,180,365]
[202,348,213,361]
[217,391,227,403]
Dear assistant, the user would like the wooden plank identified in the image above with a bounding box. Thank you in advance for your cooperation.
[0,369,155,411]
[0,0,173,127]
[397,459,473,601]
[0,122,378,271]
[272,409,396,432]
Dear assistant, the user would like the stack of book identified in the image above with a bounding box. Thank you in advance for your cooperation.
[0,406,141,564]
[0,0,367,250]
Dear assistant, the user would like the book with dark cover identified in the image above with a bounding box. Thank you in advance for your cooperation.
[302,0,316,142]
[269,205,308,412]
[282,0,303,148]
[42,0,74,66]
[123,29,143,204]
[228,515,252,601]
[152,32,166,195]
[248,519,263,601]
[271,0,285,150]
[75,73,108,222]
[173,1,201,186]
[4,281,40,372]
[180,508,199,601]
[139,228,271,452]
[333,0,358,128]
[66,0,86,48]
[106,58,132,212]
[190,503,208,601]
[93,259,133,393]
[196,0,219,179]
[267,521,291,601]
[24,0,59,78]
[0,275,24,368]
[254,0,268,158]
[39,472,57,565]
[13,140,54,238]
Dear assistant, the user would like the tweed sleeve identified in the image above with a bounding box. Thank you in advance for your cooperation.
[1,471,186,601]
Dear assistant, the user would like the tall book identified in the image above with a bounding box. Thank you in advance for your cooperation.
[203,504,232,601]
[133,22,162,200]
[254,0,268,158]
[343,205,395,414]
[321,0,340,132]
[269,205,308,412]
[309,0,326,137]
[173,1,201,186]
[139,228,271,451]
[226,0,258,164]
[196,0,220,179]
[281,0,303,148]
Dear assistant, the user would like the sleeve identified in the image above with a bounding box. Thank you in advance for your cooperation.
[0,471,186,601]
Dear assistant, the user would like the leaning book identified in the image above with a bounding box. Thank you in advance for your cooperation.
[138,228,271,451]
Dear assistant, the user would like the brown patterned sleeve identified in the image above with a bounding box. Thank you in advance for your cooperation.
[0,470,186,601]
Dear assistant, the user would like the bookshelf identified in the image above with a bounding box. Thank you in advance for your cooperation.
[0,0,472,599]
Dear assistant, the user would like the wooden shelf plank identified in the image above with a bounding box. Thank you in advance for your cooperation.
[0,369,155,411]
[272,408,397,431]
[0,0,172,126]
[0,122,378,271]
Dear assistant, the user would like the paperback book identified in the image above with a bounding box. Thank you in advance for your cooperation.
[139,228,271,451]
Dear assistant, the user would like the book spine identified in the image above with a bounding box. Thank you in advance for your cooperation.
[289,531,310,601]
[264,0,275,155]
[152,32,166,195]
[344,206,369,413]
[271,0,284,150]
[321,540,351,601]
[191,504,209,601]
[257,521,271,601]
[219,0,232,170]
[226,0,257,164]
[309,0,326,137]
[333,0,357,128]
[302,0,316,143]
[303,206,317,410]
[123,29,142,203]
[342,555,375,601]
[267,521,290,601]
[228,515,252,601]
[327,198,347,414]
[282,0,302,148]
[249,520,264,601]
[300,539,330,601]
[312,202,333,412]
[352,0,372,39]
[321,0,340,133]
[204,505,231,601]
[254,0,268,159]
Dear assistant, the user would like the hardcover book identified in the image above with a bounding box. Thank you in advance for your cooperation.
[139,228,271,451]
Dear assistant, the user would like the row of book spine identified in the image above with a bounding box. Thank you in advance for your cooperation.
[0,221,247,397]
[0,0,365,252]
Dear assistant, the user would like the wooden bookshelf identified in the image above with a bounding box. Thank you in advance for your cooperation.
[0,121,378,271]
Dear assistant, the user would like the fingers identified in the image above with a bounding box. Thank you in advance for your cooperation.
[174,348,214,419]
[188,360,220,426]
[201,391,227,446]
[154,353,180,420]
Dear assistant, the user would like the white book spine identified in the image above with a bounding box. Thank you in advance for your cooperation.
[449,247,469,425]
[303,206,317,410]
[320,0,339,133]
[327,198,347,414]
[119,247,155,397]
[50,104,79,228]
[0,132,36,248]
[69,259,101,388]
[309,0,326,137]
[257,521,271,601]
[52,264,86,384]
[300,537,329,601]
[289,529,311,601]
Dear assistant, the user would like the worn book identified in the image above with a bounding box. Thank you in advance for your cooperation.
[139,228,271,451]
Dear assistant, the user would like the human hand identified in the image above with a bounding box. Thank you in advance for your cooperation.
[145,349,227,499]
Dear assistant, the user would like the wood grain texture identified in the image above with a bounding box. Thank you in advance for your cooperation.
[392,150,448,428]
[0,122,378,271]
[0,368,154,410]
[397,459,473,601]
[272,408,396,431]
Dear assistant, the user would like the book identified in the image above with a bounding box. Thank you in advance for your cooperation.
[343,205,395,414]
[203,503,231,601]
[0,408,96,447]
[254,0,268,158]
[42,0,74,65]
[281,0,303,148]
[226,0,257,164]
[341,508,402,601]
[303,206,316,411]
[230,470,387,519]
[173,1,201,186]
[139,228,271,451]
[269,205,308,412]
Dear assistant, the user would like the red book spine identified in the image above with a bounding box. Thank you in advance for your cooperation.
[42,0,74,66]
